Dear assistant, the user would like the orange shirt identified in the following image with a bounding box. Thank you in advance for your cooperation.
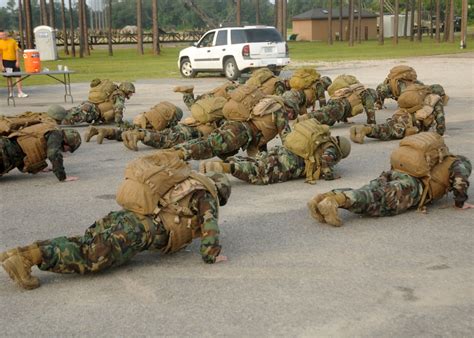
[0,38,19,61]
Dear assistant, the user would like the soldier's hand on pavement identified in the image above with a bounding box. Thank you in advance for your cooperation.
[64,176,79,182]
[455,202,474,210]
[215,255,228,263]
[41,167,53,173]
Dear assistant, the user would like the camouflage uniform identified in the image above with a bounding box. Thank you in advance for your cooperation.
[63,92,127,125]
[376,80,422,107]
[0,130,68,181]
[366,101,445,141]
[183,83,239,109]
[36,190,222,275]
[307,88,377,125]
[332,155,471,216]
[227,144,341,185]
[141,124,205,149]
[175,109,290,161]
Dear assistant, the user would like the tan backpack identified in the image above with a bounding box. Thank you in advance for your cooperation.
[283,119,332,183]
[331,83,365,116]
[143,102,178,131]
[208,82,236,99]
[191,96,227,124]
[397,84,430,112]
[387,66,417,96]
[249,96,284,147]
[289,68,321,90]
[88,79,117,104]
[0,112,57,136]
[247,68,275,87]
[327,75,360,97]
[222,84,265,121]
[116,152,192,215]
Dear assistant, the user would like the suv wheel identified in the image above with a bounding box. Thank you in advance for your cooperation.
[224,58,241,81]
[180,58,197,78]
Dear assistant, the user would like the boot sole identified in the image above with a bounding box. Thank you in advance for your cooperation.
[2,259,40,290]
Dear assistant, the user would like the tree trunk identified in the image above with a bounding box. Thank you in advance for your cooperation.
[417,0,422,41]
[328,0,333,44]
[443,0,450,41]
[256,0,260,25]
[394,0,399,44]
[349,0,354,46]
[379,0,384,45]
[79,0,85,58]
[282,0,287,40]
[82,0,90,55]
[60,0,69,55]
[339,0,343,41]
[448,0,454,42]
[404,0,409,37]
[137,0,144,55]
[274,0,279,28]
[410,0,415,41]
[152,0,160,55]
[430,0,433,38]
[68,0,75,57]
[108,0,113,56]
[277,0,284,37]
[40,0,49,26]
[18,0,25,50]
[435,0,440,42]
[357,0,362,43]
[49,0,56,28]
[236,0,241,26]
[460,0,467,48]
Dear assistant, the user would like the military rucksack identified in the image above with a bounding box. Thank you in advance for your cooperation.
[143,102,179,131]
[289,68,321,90]
[327,75,360,97]
[247,68,275,87]
[116,152,192,215]
[222,84,265,121]
[283,119,332,183]
[397,84,430,112]
[331,83,365,116]
[88,79,117,104]
[248,96,284,149]
[191,96,227,124]
[208,82,236,99]
[0,112,57,136]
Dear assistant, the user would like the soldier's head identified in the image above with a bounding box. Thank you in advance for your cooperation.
[206,172,231,206]
[376,83,391,100]
[47,104,67,123]
[119,82,136,99]
[336,136,351,158]
[282,89,306,120]
[175,107,184,121]
[62,129,82,153]
[320,76,332,90]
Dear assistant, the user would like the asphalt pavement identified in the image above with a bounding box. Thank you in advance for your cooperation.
[0,54,473,336]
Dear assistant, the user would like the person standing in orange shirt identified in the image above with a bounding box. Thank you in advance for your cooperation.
[0,30,28,98]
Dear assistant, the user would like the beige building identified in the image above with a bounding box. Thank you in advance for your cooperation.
[292,8,378,41]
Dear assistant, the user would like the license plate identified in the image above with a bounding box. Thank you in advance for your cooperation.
[263,47,274,54]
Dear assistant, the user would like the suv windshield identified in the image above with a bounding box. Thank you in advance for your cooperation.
[230,28,283,44]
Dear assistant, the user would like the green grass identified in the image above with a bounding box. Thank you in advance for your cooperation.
[2,35,472,87]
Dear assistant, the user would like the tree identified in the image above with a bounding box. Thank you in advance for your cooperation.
[237,0,241,25]
[328,0,333,44]
[394,0,399,44]
[40,0,48,26]
[339,0,343,41]
[448,0,454,42]
[78,0,85,57]
[357,0,361,43]
[256,0,260,24]
[410,0,415,41]
[379,0,384,45]
[349,0,354,46]
[82,0,90,55]
[137,0,144,55]
[107,0,113,56]
[404,0,409,38]
[68,0,75,57]
[460,0,467,48]
[417,0,422,41]
[24,0,33,49]
[152,0,160,55]
[49,0,56,28]
[18,0,25,49]
[435,0,440,42]
[60,0,68,55]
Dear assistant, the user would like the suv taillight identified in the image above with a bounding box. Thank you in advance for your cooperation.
[285,43,289,56]
[242,44,250,58]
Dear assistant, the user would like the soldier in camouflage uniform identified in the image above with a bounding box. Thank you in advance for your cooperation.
[199,136,351,185]
[309,76,332,109]
[0,123,81,181]
[304,87,377,126]
[62,82,135,125]
[0,172,231,290]
[174,82,238,109]
[308,155,472,227]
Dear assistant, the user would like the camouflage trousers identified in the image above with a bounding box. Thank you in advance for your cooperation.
[228,146,305,185]
[63,101,101,125]
[183,93,201,109]
[367,114,411,141]
[334,171,423,217]
[310,100,348,126]
[0,137,23,176]
[38,210,165,274]
[143,124,202,149]
[175,121,254,161]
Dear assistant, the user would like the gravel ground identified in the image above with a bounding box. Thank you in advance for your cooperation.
[0,54,473,336]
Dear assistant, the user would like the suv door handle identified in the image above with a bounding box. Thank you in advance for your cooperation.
[222,49,226,51]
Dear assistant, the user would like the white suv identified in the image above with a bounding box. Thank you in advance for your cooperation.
[178,26,290,80]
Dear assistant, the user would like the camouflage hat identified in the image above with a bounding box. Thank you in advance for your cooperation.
[175,107,184,121]
[320,76,332,90]
[119,82,136,94]
[63,129,82,153]
[282,89,306,114]
[206,172,231,206]
[376,83,391,98]
[336,136,351,158]
[47,104,67,122]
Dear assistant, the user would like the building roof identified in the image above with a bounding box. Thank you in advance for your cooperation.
[293,7,378,21]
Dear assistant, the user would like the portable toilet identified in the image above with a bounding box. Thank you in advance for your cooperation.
[33,25,58,61]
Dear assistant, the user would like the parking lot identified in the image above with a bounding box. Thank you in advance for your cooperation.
[1,54,473,336]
